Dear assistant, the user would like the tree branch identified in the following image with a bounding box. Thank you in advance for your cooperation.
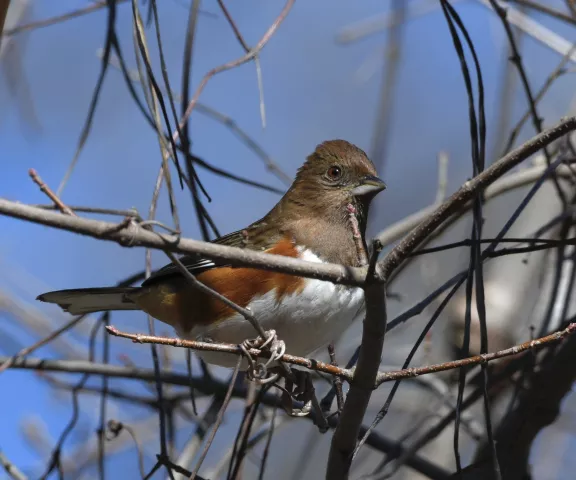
[1,355,450,479]
[326,116,576,478]
[327,281,387,479]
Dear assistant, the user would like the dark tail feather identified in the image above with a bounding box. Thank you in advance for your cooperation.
[37,287,140,315]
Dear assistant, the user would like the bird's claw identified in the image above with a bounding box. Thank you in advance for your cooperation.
[278,369,328,431]
[240,329,285,385]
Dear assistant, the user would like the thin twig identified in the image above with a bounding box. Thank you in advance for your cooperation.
[217,0,267,128]
[163,251,267,339]
[189,357,242,479]
[28,169,76,216]
[228,382,266,479]
[2,0,130,37]
[376,323,576,385]
[106,420,146,479]
[504,43,576,155]
[179,0,294,128]
[32,204,141,219]
[0,314,87,374]
[105,325,353,380]
[100,49,291,186]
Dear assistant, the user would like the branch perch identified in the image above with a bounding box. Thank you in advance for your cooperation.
[101,322,576,388]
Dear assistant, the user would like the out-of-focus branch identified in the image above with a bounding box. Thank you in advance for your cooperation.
[0,313,87,374]
[369,0,406,171]
[376,156,576,247]
[2,0,128,37]
[217,0,267,128]
[0,449,27,480]
[476,0,576,63]
[99,49,292,186]
[178,0,295,132]
[0,290,85,358]
[0,0,10,43]
[505,0,576,26]
[3,355,451,479]
[336,0,463,44]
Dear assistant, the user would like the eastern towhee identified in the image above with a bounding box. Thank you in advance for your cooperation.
[37,140,385,367]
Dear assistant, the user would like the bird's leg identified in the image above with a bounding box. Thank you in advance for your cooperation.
[327,342,345,418]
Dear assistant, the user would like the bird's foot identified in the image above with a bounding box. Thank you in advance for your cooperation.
[274,368,329,433]
[239,329,285,385]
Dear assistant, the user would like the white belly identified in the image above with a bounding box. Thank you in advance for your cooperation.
[181,251,365,368]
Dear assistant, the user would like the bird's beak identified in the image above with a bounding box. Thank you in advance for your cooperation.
[350,174,386,197]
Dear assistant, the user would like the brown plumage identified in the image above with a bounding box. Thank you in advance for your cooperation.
[37,140,385,354]
[132,237,305,332]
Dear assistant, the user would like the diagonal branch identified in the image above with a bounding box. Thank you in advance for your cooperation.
[326,116,576,478]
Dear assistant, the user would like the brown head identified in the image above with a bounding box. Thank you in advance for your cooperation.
[288,140,384,211]
[259,140,386,265]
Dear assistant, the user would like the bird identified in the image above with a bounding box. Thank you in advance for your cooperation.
[37,140,386,368]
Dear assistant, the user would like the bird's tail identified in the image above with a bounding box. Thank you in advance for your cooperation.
[37,287,141,315]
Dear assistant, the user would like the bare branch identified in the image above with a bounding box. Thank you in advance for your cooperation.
[376,322,576,385]
[105,325,354,381]
[326,281,387,480]
[0,199,364,284]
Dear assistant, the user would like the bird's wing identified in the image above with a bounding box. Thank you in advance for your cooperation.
[141,224,279,286]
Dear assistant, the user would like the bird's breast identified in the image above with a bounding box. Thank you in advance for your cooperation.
[187,249,365,367]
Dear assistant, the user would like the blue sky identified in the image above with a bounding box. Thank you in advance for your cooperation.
[1,0,576,478]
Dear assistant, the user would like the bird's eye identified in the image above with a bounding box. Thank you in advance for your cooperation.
[326,165,342,181]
